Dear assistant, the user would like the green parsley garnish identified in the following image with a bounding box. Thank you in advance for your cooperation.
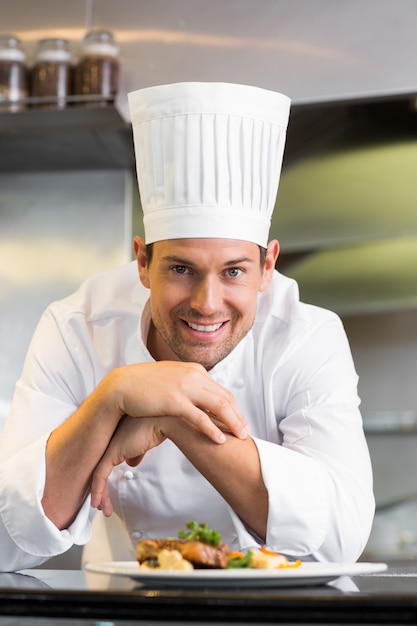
[178,521,222,547]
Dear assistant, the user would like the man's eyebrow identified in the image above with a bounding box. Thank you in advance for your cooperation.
[224,257,255,266]
[160,255,255,266]
[160,255,194,264]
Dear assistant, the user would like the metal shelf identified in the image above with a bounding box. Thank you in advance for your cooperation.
[0,103,135,172]
[363,410,417,434]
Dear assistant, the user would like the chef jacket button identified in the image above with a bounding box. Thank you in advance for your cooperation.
[234,378,245,388]
[132,530,143,539]
[124,470,134,480]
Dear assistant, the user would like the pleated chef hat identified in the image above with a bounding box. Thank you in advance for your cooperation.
[128,82,291,246]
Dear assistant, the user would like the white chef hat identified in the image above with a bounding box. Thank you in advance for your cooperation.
[128,82,290,247]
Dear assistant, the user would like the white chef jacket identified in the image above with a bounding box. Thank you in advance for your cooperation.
[0,261,375,572]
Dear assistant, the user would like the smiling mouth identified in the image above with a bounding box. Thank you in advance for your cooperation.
[185,321,224,332]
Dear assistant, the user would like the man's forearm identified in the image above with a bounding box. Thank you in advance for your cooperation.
[165,421,268,541]
[41,372,123,530]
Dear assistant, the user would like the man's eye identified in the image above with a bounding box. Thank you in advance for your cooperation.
[226,268,242,278]
[173,265,189,275]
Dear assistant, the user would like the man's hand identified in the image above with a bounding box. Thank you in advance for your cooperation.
[112,361,249,444]
[90,415,166,516]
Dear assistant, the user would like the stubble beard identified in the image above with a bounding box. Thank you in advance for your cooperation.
[155,311,254,371]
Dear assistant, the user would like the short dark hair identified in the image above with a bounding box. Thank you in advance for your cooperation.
[145,242,267,268]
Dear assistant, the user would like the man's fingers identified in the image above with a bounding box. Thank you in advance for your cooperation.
[91,458,113,511]
[191,394,248,443]
[194,410,227,444]
[209,395,248,439]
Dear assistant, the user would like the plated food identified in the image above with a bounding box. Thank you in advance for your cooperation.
[136,521,301,571]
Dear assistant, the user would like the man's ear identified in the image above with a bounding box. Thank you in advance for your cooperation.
[259,239,280,292]
[133,236,150,288]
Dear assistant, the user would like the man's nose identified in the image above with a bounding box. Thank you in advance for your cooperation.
[189,276,222,314]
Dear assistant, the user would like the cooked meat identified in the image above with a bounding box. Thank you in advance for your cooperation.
[136,538,229,569]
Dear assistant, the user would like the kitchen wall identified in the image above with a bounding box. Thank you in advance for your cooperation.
[0,170,135,427]
[2,0,417,563]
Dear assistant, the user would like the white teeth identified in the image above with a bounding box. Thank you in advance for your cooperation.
[187,322,222,332]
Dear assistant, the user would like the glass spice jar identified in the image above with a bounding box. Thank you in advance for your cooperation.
[0,34,28,112]
[74,29,120,106]
[30,38,72,109]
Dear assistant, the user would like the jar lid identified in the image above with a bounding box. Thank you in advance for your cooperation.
[34,38,72,62]
[0,34,26,62]
[79,29,119,58]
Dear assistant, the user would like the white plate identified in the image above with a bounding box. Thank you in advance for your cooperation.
[84,561,388,588]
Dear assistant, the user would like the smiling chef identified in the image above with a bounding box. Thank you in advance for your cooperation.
[0,82,375,571]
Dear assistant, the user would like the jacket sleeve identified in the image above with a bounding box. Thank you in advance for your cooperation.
[0,431,92,572]
[272,318,373,562]
[228,312,375,563]
[0,306,94,572]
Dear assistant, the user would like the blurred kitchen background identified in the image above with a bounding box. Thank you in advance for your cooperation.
[1,0,417,565]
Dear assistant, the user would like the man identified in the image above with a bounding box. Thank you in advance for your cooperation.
[0,82,374,572]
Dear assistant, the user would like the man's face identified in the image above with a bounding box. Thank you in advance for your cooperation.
[135,237,278,370]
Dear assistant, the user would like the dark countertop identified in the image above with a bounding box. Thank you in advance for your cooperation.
[1,562,417,624]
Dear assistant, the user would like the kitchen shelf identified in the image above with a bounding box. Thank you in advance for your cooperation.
[362,410,417,434]
[0,103,135,172]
